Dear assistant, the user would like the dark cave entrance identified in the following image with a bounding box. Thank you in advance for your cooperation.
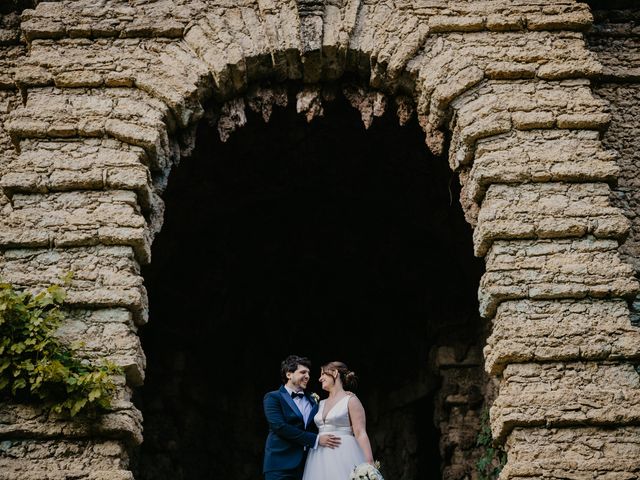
[132,87,485,480]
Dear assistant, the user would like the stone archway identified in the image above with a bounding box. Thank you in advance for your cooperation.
[1,1,640,479]
[132,82,486,479]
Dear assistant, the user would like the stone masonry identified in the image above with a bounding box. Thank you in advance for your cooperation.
[1,1,640,479]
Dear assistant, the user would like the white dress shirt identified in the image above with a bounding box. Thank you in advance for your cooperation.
[284,386,312,425]
[284,386,320,449]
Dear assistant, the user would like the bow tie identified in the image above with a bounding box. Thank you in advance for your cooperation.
[291,391,305,399]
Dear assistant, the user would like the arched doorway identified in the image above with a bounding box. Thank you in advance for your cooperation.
[132,84,485,479]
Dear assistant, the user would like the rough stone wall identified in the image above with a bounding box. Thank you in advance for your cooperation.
[432,345,493,480]
[587,5,640,322]
[0,1,639,479]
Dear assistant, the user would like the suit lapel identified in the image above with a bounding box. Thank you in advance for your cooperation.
[279,386,303,420]
[306,398,319,429]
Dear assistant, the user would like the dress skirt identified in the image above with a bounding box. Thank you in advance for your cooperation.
[302,431,366,480]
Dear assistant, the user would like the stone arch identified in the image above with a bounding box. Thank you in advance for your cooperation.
[1,1,640,479]
[136,91,484,479]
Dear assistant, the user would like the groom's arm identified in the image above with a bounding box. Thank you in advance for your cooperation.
[263,392,317,448]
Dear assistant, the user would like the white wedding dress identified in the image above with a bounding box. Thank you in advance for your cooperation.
[302,395,366,480]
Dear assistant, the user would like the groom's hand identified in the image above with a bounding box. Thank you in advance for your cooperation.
[318,434,341,449]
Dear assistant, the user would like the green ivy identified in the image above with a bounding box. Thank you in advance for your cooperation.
[476,407,507,480]
[0,277,123,417]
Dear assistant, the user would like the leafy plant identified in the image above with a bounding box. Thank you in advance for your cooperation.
[0,277,123,417]
[476,407,507,480]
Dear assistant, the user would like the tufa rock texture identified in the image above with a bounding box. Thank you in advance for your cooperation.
[0,1,639,479]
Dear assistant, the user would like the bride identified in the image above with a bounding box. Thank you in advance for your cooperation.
[302,361,375,480]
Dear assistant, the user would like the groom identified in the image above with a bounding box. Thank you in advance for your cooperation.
[263,354,341,480]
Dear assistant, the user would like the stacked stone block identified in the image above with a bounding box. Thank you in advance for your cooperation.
[588,6,640,334]
[0,1,638,479]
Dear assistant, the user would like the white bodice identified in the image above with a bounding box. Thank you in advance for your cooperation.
[303,394,366,480]
[314,395,353,434]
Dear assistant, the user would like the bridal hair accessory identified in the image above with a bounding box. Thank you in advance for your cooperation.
[310,392,320,403]
[349,461,384,480]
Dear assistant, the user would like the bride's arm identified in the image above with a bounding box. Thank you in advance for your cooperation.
[348,396,375,464]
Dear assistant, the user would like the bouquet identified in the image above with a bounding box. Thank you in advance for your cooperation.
[349,461,384,480]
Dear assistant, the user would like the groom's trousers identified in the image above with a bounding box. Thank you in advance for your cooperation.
[264,463,305,480]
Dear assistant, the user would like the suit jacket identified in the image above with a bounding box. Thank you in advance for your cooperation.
[263,385,319,473]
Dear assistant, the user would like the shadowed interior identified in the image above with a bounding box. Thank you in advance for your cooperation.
[133,86,485,480]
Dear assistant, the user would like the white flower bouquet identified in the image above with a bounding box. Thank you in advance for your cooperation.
[349,461,384,480]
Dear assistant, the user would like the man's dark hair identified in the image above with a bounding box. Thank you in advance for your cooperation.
[280,355,312,383]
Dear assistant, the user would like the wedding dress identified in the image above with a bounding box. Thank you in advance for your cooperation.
[302,395,366,480]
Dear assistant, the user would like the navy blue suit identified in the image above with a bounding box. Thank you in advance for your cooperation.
[263,385,319,480]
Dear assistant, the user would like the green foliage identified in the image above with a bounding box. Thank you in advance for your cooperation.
[0,277,123,417]
[476,407,507,480]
